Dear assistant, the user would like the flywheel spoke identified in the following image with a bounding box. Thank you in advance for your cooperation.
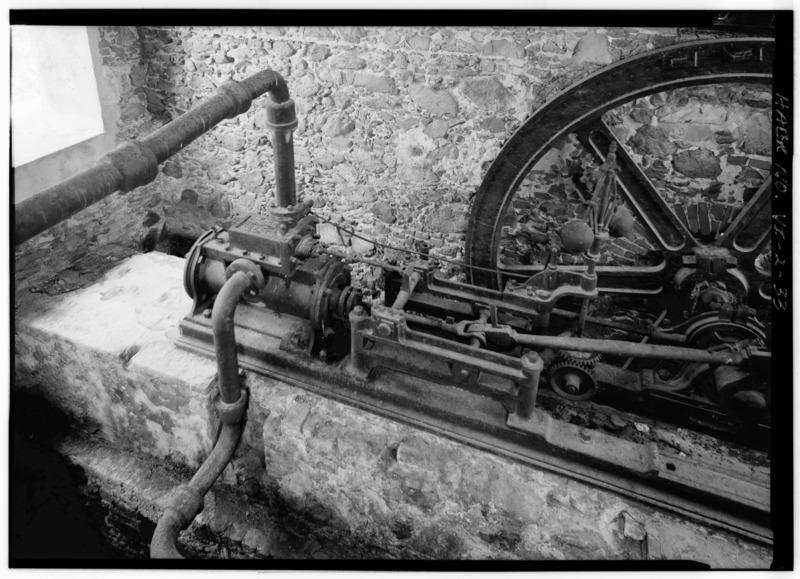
[500,262,665,294]
[576,119,695,253]
[717,175,772,255]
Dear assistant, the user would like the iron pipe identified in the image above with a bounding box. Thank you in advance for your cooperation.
[151,269,260,559]
[212,271,256,404]
[150,423,244,559]
[15,69,295,246]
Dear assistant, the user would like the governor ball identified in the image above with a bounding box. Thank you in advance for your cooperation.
[608,207,635,238]
[559,220,594,254]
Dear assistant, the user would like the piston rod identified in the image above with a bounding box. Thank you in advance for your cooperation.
[15,69,297,246]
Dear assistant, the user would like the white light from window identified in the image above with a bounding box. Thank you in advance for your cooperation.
[11,26,105,167]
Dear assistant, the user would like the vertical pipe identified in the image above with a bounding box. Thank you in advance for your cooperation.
[272,130,297,208]
[266,99,298,208]
[211,272,253,404]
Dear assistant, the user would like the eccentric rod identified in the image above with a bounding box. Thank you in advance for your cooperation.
[506,330,751,366]
[15,69,297,246]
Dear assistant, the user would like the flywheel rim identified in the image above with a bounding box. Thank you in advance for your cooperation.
[465,36,774,308]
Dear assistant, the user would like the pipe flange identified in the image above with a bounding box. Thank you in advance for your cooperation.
[225,258,266,298]
[168,484,206,529]
[265,99,298,131]
[216,388,249,425]
[219,79,254,117]
[102,141,160,192]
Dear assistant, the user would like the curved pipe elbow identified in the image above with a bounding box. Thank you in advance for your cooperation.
[241,69,291,103]
[149,424,244,559]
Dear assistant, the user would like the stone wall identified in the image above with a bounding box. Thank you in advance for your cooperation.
[136,26,686,273]
[15,26,772,300]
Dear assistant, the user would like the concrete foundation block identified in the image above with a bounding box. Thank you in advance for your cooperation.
[15,252,218,467]
[256,380,771,565]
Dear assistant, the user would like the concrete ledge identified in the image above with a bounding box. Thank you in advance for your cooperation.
[14,252,772,566]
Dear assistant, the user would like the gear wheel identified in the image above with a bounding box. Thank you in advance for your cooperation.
[547,350,600,401]
[556,349,601,368]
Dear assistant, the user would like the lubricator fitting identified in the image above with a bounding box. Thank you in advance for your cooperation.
[101,142,160,192]
[165,484,206,529]
[215,388,249,425]
[265,99,298,131]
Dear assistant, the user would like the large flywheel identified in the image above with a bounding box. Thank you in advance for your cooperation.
[466,37,774,320]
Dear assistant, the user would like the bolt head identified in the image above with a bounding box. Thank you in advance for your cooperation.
[203,308,213,318]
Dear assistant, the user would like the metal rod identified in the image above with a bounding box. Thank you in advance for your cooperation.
[392,271,421,311]
[15,69,294,246]
[551,308,685,343]
[621,308,668,370]
[509,330,747,366]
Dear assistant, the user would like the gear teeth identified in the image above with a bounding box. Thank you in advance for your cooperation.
[546,350,600,401]
[553,349,601,370]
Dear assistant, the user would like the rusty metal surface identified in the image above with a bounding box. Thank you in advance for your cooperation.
[14,70,296,246]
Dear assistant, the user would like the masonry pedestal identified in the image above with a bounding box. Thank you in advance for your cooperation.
[13,252,772,565]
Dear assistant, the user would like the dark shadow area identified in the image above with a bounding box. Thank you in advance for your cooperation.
[10,390,133,560]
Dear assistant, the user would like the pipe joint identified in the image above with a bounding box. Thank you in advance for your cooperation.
[215,387,249,425]
[219,79,255,117]
[265,99,298,131]
[167,484,206,529]
[101,141,160,192]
